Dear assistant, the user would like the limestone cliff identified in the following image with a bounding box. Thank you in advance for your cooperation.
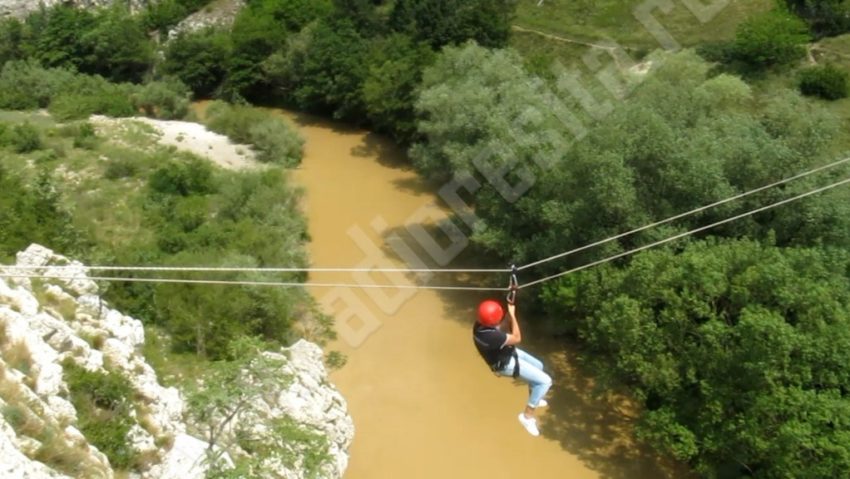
[0,1,151,18]
[0,244,353,478]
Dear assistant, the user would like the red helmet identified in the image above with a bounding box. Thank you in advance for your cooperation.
[477,300,504,326]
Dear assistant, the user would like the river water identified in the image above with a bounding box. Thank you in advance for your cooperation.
[283,110,685,479]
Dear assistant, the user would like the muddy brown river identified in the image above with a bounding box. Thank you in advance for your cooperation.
[283,111,686,479]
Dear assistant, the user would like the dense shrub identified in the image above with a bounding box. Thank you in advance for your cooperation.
[63,361,137,470]
[162,28,231,97]
[543,240,850,477]
[786,0,850,37]
[103,159,138,180]
[48,91,135,120]
[148,156,216,196]
[2,122,43,153]
[799,64,849,99]
[204,101,303,166]
[0,61,75,110]
[728,9,809,69]
[0,168,86,258]
[132,78,191,119]
[389,0,516,48]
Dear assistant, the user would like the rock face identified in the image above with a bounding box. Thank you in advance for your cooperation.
[168,0,246,39]
[0,244,353,478]
[0,1,151,19]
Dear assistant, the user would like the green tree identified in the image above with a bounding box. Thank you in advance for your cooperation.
[785,0,850,36]
[81,5,154,83]
[412,48,848,271]
[799,64,849,99]
[389,0,516,48]
[162,28,231,97]
[225,5,287,99]
[22,4,96,72]
[132,78,191,119]
[0,17,24,65]
[278,17,370,119]
[728,9,809,70]
[361,34,434,143]
[542,239,850,477]
[252,0,333,32]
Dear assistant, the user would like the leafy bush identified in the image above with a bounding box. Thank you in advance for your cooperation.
[3,122,43,153]
[799,64,849,99]
[204,101,303,165]
[0,61,75,109]
[48,92,135,120]
[543,240,850,477]
[785,0,850,37]
[148,156,216,196]
[728,9,809,69]
[389,0,516,49]
[132,78,191,119]
[162,28,231,97]
[63,361,137,470]
[103,159,138,180]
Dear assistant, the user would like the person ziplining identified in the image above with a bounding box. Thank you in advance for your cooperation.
[472,268,552,437]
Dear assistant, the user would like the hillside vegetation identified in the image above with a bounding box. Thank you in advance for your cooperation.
[2,0,850,477]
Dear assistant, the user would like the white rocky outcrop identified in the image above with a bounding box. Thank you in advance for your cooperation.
[168,0,246,39]
[0,244,353,478]
[0,0,151,18]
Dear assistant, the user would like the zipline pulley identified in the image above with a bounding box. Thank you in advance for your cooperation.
[506,264,518,305]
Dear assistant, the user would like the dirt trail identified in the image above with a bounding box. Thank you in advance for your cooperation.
[284,110,686,479]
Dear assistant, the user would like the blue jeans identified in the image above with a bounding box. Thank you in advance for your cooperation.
[498,348,552,408]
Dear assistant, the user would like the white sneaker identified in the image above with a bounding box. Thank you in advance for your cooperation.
[536,399,548,408]
[518,413,540,437]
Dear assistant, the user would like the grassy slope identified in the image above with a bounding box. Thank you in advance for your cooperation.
[513,0,774,51]
[511,1,850,156]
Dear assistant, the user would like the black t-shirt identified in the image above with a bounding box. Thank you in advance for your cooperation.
[472,323,515,370]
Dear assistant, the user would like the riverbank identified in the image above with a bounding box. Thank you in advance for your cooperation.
[285,109,688,478]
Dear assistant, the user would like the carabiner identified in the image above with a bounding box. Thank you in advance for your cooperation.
[506,264,518,305]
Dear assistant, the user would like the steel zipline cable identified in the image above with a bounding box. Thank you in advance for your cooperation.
[519,176,850,289]
[517,155,850,271]
[3,163,850,291]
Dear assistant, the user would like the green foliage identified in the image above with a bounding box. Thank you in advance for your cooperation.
[0,167,86,258]
[412,48,848,272]
[0,62,190,120]
[728,9,809,69]
[0,17,24,65]
[799,64,849,99]
[162,28,232,97]
[81,5,153,83]
[361,34,434,143]
[225,4,288,99]
[63,121,98,149]
[389,0,516,49]
[279,17,369,120]
[22,4,97,72]
[786,0,850,37]
[203,101,303,165]
[103,159,138,180]
[132,78,191,120]
[542,239,850,477]
[2,122,43,153]
[0,61,75,110]
[250,0,333,32]
[148,156,215,197]
[63,361,137,470]
[142,0,212,33]
[22,4,153,83]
